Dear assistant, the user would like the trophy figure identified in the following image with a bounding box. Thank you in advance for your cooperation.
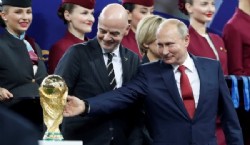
[39,75,68,141]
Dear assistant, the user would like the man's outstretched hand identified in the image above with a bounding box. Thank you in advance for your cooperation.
[63,96,85,117]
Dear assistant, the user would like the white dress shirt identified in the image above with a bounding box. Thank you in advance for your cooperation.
[172,54,200,108]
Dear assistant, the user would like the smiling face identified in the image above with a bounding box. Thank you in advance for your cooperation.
[97,17,129,52]
[156,19,189,65]
[65,5,95,35]
[129,4,154,32]
[97,4,130,52]
[185,0,215,23]
[1,6,32,36]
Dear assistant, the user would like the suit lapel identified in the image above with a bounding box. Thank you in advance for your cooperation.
[160,61,189,119]
[191,55,207,120]
[89,39,110,91]
[120,46,130,83]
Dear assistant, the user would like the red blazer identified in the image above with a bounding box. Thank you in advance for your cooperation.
[121,29,142,58]
[223,8,250,75]
[48,31,87,74]
[188,26,228,75]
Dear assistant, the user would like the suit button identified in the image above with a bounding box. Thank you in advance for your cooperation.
[32,79,35,83]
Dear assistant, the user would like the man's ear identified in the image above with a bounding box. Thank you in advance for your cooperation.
[184,34,190,48]
[124,24,131,36]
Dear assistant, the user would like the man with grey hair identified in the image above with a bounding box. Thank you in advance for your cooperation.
[55,3,142,145]
[62,18,243,145]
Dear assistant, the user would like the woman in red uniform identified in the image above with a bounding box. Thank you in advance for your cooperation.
[223,0,250,144]
[48,0,95,74]
[179,0,228,75]
[223,0,250,76]
[121,0,154,58]
[178,0,228,145]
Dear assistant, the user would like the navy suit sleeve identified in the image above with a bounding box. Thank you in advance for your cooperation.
[217,63,244,145]
[87,65,147,116]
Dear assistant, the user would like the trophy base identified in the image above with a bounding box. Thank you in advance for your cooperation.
[39,140,83,145]
[43,132,63,141]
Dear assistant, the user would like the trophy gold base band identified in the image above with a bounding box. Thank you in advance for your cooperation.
[43,132,63,141]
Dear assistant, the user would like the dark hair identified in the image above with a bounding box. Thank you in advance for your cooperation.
[178,0,193,15]
[57,3,76,24]
[122,3,135,12]
[0,6,6,27]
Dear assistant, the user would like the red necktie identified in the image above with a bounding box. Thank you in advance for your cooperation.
[178,65,195,119]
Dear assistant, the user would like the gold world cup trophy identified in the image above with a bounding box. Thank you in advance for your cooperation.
[39,75,68,141]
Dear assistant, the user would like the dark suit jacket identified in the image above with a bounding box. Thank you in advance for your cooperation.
[0,31,47,98]
[0,105,39,145]
[55,38,141,145]
[48,30,87,74]
[87,54,243,145]
[0,30,47,135]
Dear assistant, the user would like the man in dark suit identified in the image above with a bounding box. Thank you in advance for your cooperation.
[0,105,39,145]
[55,3,142,145]
[63,18,244,145]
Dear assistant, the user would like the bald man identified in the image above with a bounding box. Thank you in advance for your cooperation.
[55,3,142,145]
[63,18,243,145]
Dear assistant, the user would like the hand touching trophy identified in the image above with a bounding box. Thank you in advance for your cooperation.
[39,75,68,141]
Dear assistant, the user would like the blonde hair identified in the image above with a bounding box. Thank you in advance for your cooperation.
[136,15,164,55]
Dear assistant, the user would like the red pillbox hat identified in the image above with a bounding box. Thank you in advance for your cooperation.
[122,0,154,7]
[2,0,32,7]
[62,0,95,9]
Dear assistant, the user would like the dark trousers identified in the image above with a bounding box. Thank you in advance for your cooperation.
[1,98,44,138]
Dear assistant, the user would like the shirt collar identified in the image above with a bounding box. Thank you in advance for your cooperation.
[102,45,120,57]
[6,28,26,40]
[172,53,195,73]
